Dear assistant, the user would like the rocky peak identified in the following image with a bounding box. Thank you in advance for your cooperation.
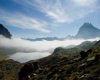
[0,24,12,38]
[75,23,100,39]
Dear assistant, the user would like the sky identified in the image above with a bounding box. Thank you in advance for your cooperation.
[0,0,100,38]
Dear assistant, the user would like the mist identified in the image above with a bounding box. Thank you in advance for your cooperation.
[8,52,50,63]
[0,35,99,62]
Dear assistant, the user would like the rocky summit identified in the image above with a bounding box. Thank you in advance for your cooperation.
[0,24,12,38]
[75,23,100,39]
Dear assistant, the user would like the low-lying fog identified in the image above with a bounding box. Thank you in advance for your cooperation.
[0,35,99,63]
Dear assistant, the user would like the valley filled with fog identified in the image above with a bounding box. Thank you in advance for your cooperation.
[0,35,99,63]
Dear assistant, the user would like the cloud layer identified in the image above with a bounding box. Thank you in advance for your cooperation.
[0,35,100,62]
[8,52,50,63]
[0,35,87,52]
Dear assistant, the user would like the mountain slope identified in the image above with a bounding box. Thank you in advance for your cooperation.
[0,59,22,80]
[18,40,100,80]
[0,24,12,38]
[28,41,96,68]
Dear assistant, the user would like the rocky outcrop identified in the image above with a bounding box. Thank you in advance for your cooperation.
[0,24,12,38]
[19,62,38,80]
[80,49,93,59]
[80,51,89,59]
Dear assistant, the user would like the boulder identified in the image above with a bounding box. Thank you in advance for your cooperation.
[33,62,39,70]
[19,62,38,80]
[87,49,92,54]
[80,51,89,59]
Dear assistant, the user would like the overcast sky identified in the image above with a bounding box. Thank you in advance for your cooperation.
[0,0,100,38]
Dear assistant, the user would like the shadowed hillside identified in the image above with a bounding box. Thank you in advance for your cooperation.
[18,40,100,80]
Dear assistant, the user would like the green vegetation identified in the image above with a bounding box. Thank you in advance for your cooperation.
[0,59,22,80]
[23,40,99,80]
[0,50,13,61]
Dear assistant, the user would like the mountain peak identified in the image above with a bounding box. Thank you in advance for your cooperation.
[0,24,12,38]
[82,23,94,28]
[75,23,100,39]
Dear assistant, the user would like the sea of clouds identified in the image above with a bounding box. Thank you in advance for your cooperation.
[0,35,99,63]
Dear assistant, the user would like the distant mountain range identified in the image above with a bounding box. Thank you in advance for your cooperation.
[23,37,64,41]
[0,24,12,38]
[24,23,100,41]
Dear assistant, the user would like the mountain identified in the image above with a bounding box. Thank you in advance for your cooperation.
[0,24,12,38]
[23,37,64,41]
[75,23,100,39]
[53,41,96,56]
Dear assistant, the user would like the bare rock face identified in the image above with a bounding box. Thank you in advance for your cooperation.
[0,24,12,38]
[18,62,39,80]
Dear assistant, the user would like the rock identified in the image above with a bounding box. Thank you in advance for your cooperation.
[78,63,86,67]
[18,62,39,80]
[39,68,44,73]
[79,74,89,78]
[95,54,100,63]
[80,51,89,59]
[19,63,34,80]
[87,49,92,54]
[87,56,95,62]
[33,62,39,70]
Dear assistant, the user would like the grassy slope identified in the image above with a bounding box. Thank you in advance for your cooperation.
[0,59,22,80]
[33,41,96,67]
[28,41,100,80]
[0,50,13,61]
